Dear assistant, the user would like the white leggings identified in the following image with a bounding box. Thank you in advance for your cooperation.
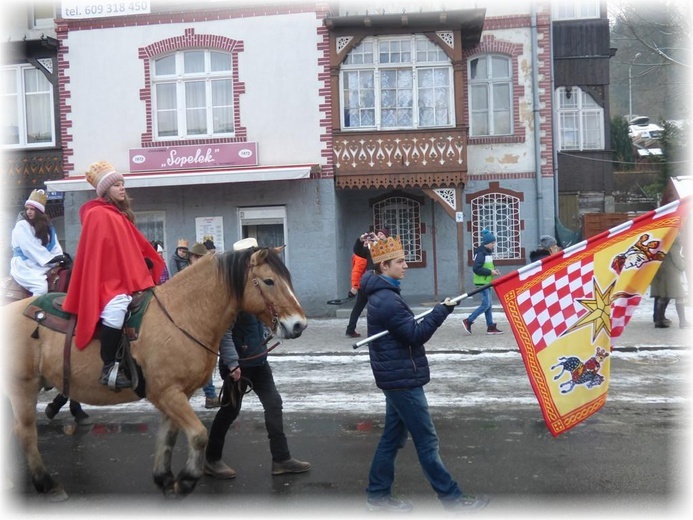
[100,294,133,329]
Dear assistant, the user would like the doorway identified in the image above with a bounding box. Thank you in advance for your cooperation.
[238,206,288,264]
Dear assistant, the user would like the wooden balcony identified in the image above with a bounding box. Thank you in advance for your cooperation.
[333,127,468,190]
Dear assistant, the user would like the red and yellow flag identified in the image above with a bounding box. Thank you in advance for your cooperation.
[493,197,689,436]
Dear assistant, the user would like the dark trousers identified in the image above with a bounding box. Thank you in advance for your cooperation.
[346,288,367,333]
[206,363,290,463]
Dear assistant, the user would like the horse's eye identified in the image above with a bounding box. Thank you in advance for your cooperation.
[263,278,275,286]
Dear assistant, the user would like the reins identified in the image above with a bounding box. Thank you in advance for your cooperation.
[152,290,220,358]
[151,275,283,361]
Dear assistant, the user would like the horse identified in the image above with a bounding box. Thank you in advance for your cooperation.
[3,246,307,501]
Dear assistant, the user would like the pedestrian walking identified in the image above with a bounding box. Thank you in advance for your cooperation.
[360,234,489,513]
[169,238,190,275]
[345,227,389,338]
[204,237,311,479]
[462,229,504,335]
[529,234,561,262]
[651,235,688,328]
[187,242,221,407]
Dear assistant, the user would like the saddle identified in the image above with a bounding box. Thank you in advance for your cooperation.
[23,290,153,341]
[3,263,72,303]
[23,290,153,398]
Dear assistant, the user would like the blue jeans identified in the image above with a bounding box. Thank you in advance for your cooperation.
[366,386,462,502]
[468,287,493,326]
[203,378,216,398]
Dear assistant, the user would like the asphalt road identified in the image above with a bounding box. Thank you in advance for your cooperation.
[3,301,692,518]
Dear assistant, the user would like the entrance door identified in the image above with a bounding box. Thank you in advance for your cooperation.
[238,206,288,264]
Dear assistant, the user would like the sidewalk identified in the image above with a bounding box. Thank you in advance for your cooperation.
[282,298,692,355]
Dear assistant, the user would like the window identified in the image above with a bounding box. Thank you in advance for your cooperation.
[556,87,604,151]
[152,50,234,139]
[31,1,55,29]
[471,193,521,261]
[1,65,54,148]
[552,0,600,20]
[373,195,422,264]
[469,54,512,136]
[341,35,454,130]
[135,211,166,245]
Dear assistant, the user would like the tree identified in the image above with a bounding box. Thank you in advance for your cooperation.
[609,0,691,120]
[610,115,635,170]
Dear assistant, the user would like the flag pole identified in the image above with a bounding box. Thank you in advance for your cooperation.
[352,282,494,349]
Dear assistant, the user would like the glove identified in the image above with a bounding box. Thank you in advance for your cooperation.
[145,257,154,269]
[48,255,65,265]
[442,297,458,312]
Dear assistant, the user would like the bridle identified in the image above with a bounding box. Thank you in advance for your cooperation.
[151,257,283,358]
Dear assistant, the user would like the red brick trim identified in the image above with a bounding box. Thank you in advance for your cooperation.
[462,34,525,143]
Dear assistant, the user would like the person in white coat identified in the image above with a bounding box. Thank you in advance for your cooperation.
[10,189,64,296]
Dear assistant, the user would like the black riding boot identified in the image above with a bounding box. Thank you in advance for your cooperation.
[98,325,132,389]
[654,297,670,328]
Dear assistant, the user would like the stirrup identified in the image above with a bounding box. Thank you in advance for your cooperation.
[100,362,132,390]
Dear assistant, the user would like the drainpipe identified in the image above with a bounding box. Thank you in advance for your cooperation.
[531,1,545,241]
[548,4,559,231]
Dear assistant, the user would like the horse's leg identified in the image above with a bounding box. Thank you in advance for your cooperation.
[152,413,179,496]
[150,390,208,497]
[10,382,68,501]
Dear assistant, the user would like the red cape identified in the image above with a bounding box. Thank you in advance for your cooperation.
[63,199,165,349]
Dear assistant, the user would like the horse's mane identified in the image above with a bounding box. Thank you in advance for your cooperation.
[216,247,293,299]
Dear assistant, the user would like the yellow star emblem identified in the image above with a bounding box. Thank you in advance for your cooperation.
[567,278,615,342]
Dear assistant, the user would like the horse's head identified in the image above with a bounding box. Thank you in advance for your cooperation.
[219,246,307,339]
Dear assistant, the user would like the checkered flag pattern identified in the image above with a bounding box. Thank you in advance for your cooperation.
[516,259,595,351]
[610,293,642,338]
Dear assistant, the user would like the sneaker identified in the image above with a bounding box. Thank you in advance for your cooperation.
[654,321,670,329]
[204,459,237,479]
[366,496,414,513]
[44,403,59,420]
[205,396,221,409]
[462,319,472,335]
[271,458,312,475]
[442,494,490,513]
[346,331,361,338]
[486,324,504,335]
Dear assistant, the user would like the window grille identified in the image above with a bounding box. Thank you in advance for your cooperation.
[373,196,422,263]
[471,193,521,260]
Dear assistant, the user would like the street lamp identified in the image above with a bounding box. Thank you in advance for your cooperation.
[628,52,642,120]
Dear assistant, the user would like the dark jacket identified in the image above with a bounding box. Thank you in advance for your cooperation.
[353,237,375,270]
[169,253,189,275]
[361,270,453,390]
[231,311,269,368]
[529,248,551,263]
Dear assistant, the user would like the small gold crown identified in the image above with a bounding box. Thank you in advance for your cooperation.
[370,235,404,264]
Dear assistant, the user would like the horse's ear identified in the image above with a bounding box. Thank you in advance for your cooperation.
[249,249,269,266]
[273,245,286,255]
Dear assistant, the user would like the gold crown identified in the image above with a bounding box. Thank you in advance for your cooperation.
[370,235,405,264]
[26,189,48,212]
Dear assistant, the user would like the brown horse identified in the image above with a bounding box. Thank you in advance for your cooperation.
[3,246,307,500]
